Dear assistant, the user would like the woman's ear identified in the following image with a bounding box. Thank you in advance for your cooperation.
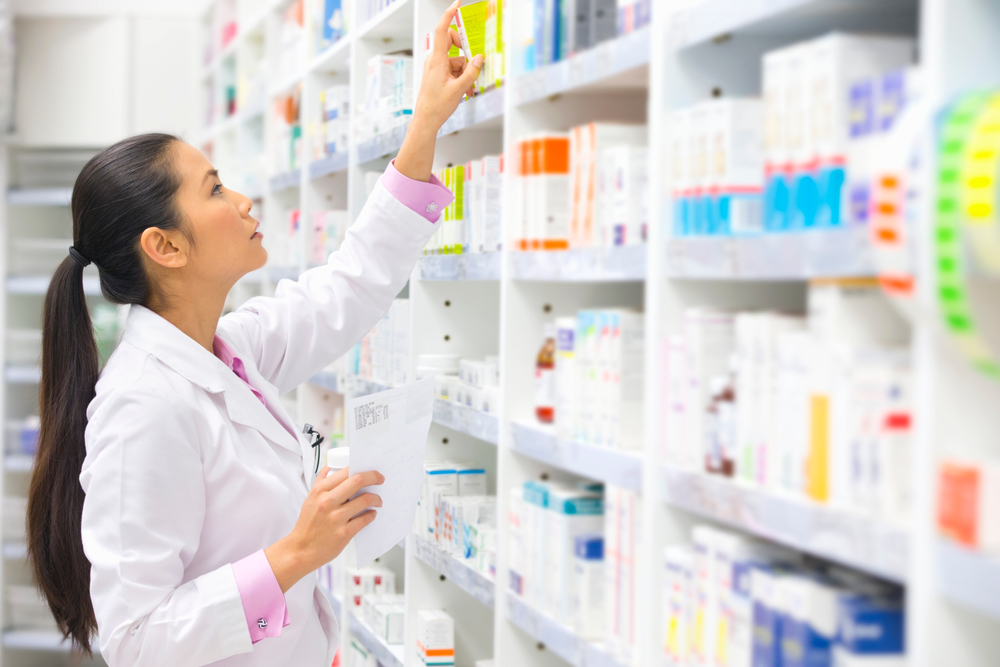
[139,227,189,269]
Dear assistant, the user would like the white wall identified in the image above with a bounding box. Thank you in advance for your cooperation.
[13,11,199,147]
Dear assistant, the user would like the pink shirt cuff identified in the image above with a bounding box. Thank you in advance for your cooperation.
[382,159,454,223]
[232,550,290,644]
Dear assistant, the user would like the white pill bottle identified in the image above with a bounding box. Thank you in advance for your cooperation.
[326,447,350,476]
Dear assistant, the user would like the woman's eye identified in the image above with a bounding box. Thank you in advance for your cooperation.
[212,183,223,195]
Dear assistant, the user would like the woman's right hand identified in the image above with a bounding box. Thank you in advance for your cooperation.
[264,467,384,593]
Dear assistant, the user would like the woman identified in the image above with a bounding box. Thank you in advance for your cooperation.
[25,5,480,665]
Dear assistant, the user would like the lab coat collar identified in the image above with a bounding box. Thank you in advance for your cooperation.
[123,306,304,457]
[122,305,226,394]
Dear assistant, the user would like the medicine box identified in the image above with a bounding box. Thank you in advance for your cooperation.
[417,609,455,666]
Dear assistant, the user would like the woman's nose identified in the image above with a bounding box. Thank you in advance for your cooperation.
[240,197,253,217]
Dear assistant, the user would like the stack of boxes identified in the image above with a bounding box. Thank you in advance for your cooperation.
[308,208,348,265]
[423,354,501,416]
[523,0,650,72]
[662,524,906,667]
[415,461,496,578]
[661,280,912,526]
[544,309,645,451]
[319,83,350,159]
[417,610,455,666]
[513,124,648,251]
[425,156,504,255]
[672,33,917,239]
[507,481,641,662]
[328,298,410,388]
[272,86,302,176]
[357,53,414,142]
[312,0,350,55]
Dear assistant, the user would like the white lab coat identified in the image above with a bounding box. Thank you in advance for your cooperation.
[79,179,436,667]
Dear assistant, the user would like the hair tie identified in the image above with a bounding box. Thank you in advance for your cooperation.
[68,247,91,268]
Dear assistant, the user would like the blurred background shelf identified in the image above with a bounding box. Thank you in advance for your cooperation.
[660,465,908,583]
[418,252,501,281]
[508,422,643,493]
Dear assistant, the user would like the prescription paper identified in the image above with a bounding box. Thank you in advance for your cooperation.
[348,376,435,567]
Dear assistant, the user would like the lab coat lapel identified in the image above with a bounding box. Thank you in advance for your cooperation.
[237,352,317,484]
[217,369,302,455]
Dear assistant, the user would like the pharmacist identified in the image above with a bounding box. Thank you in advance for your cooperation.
[24,5,480,666]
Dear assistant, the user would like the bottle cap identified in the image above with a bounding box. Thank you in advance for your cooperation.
[327,447,350,471]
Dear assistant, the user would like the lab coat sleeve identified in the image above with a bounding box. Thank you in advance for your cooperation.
[81,388,253,667]
[217,175,439,395]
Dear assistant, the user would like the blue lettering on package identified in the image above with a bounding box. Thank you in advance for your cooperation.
[879,71,907,133]
[837,597,904,655]
[793,170,820,229]
[849,80,875,139]
[816,166,846,227]
[780,614,832,667]
[765,173,791,231]
[753,600,782,667]
[850,182,871,225]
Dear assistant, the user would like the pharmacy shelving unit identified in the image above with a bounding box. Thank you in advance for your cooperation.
[200,0,1000,665]
[0,149,110,666]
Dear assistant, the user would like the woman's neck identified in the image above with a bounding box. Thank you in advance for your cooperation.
[152,288,228,354]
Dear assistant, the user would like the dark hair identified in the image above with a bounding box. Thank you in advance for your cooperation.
[28,133,183,653]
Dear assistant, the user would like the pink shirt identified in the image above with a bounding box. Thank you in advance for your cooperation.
[223,159,450,644]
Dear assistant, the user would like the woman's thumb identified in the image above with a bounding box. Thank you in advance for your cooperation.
[458,54,484,86]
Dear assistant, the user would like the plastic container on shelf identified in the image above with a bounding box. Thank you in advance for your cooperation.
[6,585,58,631]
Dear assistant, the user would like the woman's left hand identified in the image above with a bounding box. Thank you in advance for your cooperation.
[394,0,484,182]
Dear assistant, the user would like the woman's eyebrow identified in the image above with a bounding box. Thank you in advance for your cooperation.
[202,169,219,185]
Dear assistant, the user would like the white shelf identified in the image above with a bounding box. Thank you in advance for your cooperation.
[411,535,494,608]
[508,422,644,494]
[512,27,651,107]
[355,0,414,42]
[418,252,501,281]
[5,365,40,384]
[4,454,33,473]
[669,0,918,51]
[309,35,352,73]
[2,630,75,652]
[937,540,1000,621]
[268,170,301,193]
[432,399,499,445]
[505,596,624,667]
[664,227,875,279]
[508,246,646,282]
[2,542,26,559]
[660,465,908,583]
[6,188,72,206]
[346,610,405,667]
[308,371,392,399]
[356,122,411,165]
[438,87,505,137]
[308,151,350,180]
[6,275,102,296]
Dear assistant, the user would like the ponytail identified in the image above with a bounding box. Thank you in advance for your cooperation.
[29,255,99,650]
[27,133,183,654]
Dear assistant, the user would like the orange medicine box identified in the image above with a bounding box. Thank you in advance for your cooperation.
[937,459,1000,553]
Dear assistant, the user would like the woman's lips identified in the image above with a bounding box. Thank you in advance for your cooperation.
[252,221,262,239]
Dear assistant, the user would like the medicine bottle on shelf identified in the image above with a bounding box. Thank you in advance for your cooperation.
[535,323,556,424]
